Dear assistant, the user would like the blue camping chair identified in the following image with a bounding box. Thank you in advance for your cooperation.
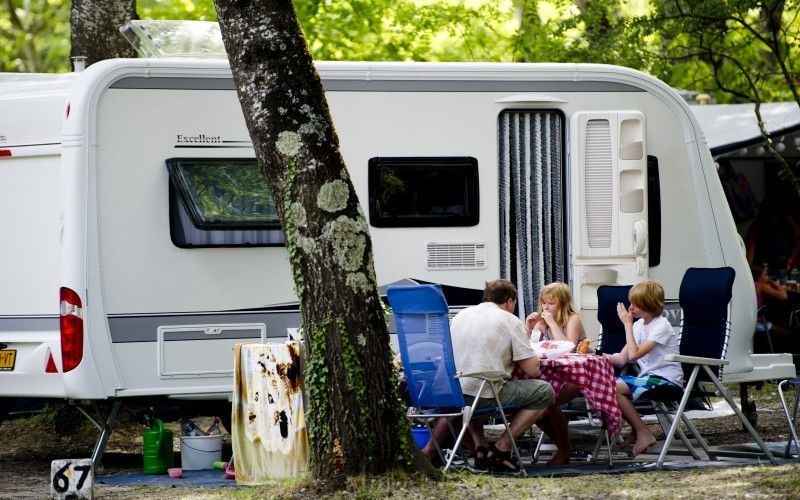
[387,284,525,474]
[650,267,776,467]
[596,285,632,361]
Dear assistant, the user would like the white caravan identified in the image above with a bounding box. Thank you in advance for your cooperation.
[1,57,795,432]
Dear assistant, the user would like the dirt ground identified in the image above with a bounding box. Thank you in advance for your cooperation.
[0,384,798,499]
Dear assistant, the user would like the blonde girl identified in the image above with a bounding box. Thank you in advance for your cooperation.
[526,282,586,344]
[522,282,586,465]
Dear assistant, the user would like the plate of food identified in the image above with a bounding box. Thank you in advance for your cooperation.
[532,340,575,359]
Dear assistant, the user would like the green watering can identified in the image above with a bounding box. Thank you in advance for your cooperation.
[142,418,174,474]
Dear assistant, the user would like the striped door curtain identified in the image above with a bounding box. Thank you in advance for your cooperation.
[498,110,566,319]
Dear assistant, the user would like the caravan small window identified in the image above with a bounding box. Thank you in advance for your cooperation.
[166,158,284,247]
[368,157,479,227]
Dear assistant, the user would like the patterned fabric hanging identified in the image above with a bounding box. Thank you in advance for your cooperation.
[499,110,566,319]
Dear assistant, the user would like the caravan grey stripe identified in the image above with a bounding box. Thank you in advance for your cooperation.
[0,316,59,331]
[110,77,642,92]
[108,311,300,343]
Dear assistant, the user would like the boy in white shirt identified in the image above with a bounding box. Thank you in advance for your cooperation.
[606,280,683,457]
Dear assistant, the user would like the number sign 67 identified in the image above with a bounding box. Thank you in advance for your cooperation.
[51,458,93,500]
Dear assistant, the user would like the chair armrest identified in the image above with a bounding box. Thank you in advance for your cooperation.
[456,371,510,382]
[666,354,729,366]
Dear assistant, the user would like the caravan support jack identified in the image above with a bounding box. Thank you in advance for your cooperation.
[74,400,122,470]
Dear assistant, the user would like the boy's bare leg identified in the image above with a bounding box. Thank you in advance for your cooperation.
[615,380,656,456]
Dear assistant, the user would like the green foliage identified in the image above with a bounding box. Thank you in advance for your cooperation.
[0,0,70,72]
[139,0,217,21]
[296,0,517,62]
[651,1,799,103]
[513,0,654,68]
[304,320,332,466]
[338,319,376,465]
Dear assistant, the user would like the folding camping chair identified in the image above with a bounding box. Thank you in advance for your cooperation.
[595,283,703,459]
[387,283,526,474]
[648,267,777,467]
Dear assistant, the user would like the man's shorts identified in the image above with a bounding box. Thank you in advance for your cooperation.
[464,379,555,410]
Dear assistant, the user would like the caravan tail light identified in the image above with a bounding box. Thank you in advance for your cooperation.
[59,287,84,372]
[0,150,11,157]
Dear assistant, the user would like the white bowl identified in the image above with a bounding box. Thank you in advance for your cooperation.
[532,340,575,359]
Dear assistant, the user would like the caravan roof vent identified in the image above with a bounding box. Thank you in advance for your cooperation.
[426,241,487,270]
[120,20,226,59]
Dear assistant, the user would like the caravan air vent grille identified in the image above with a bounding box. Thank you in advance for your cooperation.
[426,242,487,270]
[584,119,613,248]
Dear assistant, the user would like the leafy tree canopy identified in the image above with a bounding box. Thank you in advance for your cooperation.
[3,0,799,108]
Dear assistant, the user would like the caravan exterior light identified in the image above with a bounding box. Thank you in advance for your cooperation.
[59,287,84,372]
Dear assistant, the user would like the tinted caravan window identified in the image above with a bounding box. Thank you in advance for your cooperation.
[166,158,284,247]
[368,157,479,227]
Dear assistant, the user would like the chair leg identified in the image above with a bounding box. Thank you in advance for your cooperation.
[778,379,800,458]
[678,411,715,460]
[490,383,527,475]
[656,365,701,467]
[705,366,776,464]
[444,406,475,472]
[589,427,613,468]
[531,428,545,464]
[653,402,703,460]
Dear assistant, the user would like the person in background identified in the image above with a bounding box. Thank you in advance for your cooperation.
[746,199,800,275]
[751,263,794,353]
[606,280,683,457]
[752,263,788,309]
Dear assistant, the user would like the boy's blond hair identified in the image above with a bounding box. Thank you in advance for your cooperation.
[538,282,579,326]
[629,280,665,316]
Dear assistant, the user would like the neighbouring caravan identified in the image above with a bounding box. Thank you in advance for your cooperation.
[1,43,795,445]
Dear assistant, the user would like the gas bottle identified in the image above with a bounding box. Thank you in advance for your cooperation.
[142,418,174,474]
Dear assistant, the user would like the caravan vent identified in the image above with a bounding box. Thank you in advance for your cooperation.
[426,242,487,270]
[584,119,613,248]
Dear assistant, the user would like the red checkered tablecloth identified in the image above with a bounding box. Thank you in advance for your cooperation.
[537,354,622,438]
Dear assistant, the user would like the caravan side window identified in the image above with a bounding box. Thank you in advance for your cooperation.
[368,157,479,227]
[166,158,285,247]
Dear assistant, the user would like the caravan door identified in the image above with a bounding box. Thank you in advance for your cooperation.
[498,110,568,318]
[569,111,649,315]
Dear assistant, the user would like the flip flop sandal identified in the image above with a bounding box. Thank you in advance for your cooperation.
[473,445,490,471]
[487,446,521,474]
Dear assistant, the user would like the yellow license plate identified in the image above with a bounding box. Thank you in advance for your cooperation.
[0,350,16,371]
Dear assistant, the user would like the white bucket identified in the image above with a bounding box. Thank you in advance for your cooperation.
[180,435,223,470]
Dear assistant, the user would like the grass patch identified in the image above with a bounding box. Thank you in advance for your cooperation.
[101,464,800,499]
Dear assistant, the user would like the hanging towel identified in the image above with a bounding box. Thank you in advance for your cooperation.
[232,342,309,484]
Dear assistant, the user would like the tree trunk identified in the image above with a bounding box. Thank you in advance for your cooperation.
[214,0,429,484]
[71,0,137,68]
